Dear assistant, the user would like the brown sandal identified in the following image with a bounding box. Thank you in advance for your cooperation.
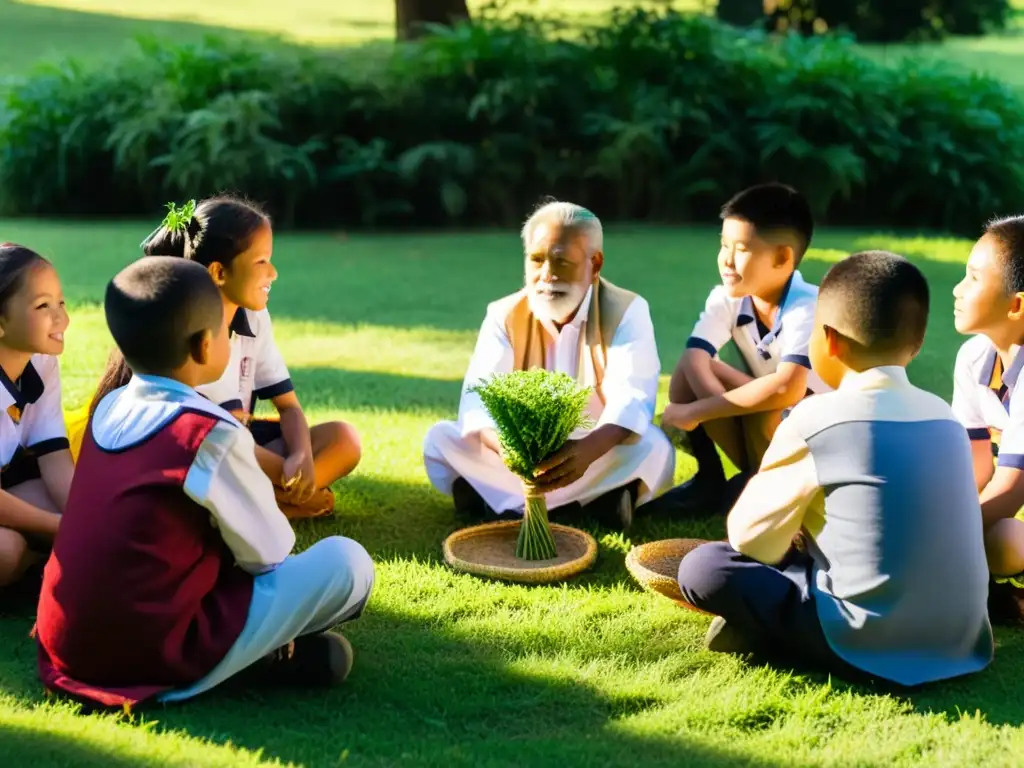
[275,486,336,519]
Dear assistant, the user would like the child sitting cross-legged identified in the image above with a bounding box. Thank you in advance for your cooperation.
[35,256,374,709]
[676,251,993,686]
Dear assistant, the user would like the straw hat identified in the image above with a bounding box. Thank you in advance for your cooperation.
[625,538,711,607]
[443,520,598,584]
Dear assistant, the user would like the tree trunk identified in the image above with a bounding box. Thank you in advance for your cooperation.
[395,0,471,41]
[716,0,765,26]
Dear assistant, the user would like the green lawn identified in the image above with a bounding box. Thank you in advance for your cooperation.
[2,0,1024,93]
[0,220,1022,767]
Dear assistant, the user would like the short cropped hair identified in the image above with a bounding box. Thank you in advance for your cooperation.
[105,256,224,374]
[720,183,814,263]
[984,215,1024,295]
[520,200,603,254]
[817,250,930,353]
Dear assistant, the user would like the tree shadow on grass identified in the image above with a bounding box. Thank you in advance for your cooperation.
[0,724,165,768]
[143,605,807,768]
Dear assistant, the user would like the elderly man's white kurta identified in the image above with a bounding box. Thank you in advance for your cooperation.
[423,287,675,514]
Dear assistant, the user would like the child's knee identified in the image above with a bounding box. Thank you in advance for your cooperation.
[317,536,375,594]
[677,541,734,604]
[0,529,31,587]
[985,518,1024,576]
[324,421,362,465]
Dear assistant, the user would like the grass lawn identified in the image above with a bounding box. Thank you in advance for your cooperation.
[0,219,1022,767]
[1,0,1023,93]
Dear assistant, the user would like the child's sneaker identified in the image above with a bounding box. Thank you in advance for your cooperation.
[251,631,354,687]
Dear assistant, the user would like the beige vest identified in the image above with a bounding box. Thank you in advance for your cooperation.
[487,277,637,404]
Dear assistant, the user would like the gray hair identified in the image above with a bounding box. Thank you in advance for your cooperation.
[520,201,604,254]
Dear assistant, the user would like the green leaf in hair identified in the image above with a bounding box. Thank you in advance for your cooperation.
[161,200,197,233]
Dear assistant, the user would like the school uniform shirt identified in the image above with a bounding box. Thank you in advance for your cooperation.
[685,270,830,393]
[197,308,294,415]
[727,366,993,686]
[951,335,1015,450]
[989,345,1024,471]
[35,374,295,709]
[1,354,69,480]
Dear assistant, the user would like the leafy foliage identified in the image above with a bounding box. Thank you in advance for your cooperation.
[468,369,592,562]
[468,370,592,480]
[1,9,1024,233]
[764,0,1012,42]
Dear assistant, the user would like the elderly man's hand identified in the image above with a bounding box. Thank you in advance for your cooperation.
[531,438,600,494]
[531,424,632,494]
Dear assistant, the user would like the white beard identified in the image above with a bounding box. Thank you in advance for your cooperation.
[528,281,589,326]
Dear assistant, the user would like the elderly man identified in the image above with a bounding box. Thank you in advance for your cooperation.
[423,201,675,529]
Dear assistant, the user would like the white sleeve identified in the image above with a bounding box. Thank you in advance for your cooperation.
[951,343,991,440]
[253,311,294,400]
[727,413,823,565]
[596,297,659,437]
[458,308,514,437]
[23,356,69,455]
[687,286,734,356]
[778,300,815,370]
[184,420,296,574]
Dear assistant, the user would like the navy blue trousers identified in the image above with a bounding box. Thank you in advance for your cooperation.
[677,541,859,676]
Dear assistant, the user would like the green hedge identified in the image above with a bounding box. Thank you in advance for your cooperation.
[765,0,1012,42]
[1,8,1023,234]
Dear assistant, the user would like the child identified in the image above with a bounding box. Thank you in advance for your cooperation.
[91,197,361,519]
[676,251,993,686]
[0,243,72,589]
[36,256,374,709]
[950,215,1024,602]
[658,183,829,515]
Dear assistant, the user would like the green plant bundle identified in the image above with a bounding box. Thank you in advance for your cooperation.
[468,369,593,560]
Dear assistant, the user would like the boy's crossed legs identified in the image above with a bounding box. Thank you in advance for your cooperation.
[677,541,858,677]
[657,356,782,515]
[158,535,375,702]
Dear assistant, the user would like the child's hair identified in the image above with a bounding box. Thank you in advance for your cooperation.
[817,250,930,354]
[0,243,49,316]
[90,196,266,415]
[983,215,1024,295]
[104,256,224,378]
[142,195,269,268]
[720,183,815,263]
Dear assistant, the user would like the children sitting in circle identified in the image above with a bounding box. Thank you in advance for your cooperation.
[0,244,73,590]
[89,197,362,520]
[35,256,374,708]
[675,250,993,686]
[7,186,1017,703]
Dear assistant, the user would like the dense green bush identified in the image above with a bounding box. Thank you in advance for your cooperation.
[765,0,1012,42]
[1,8,1023,235]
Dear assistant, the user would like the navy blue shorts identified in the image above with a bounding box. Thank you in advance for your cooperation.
[249,419,283,448]
[0,447,42,490]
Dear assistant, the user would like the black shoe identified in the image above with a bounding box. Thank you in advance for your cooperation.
[645,474,725,518]
[705,617,759,655]
[452,477,495,520]
[581,481,639,530]
[246,631,354,688]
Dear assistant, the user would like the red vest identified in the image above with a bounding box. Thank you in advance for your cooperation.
[35,410,254,708]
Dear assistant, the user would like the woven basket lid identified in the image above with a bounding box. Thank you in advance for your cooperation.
[625,538,711,606]
[443,520,598,584]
